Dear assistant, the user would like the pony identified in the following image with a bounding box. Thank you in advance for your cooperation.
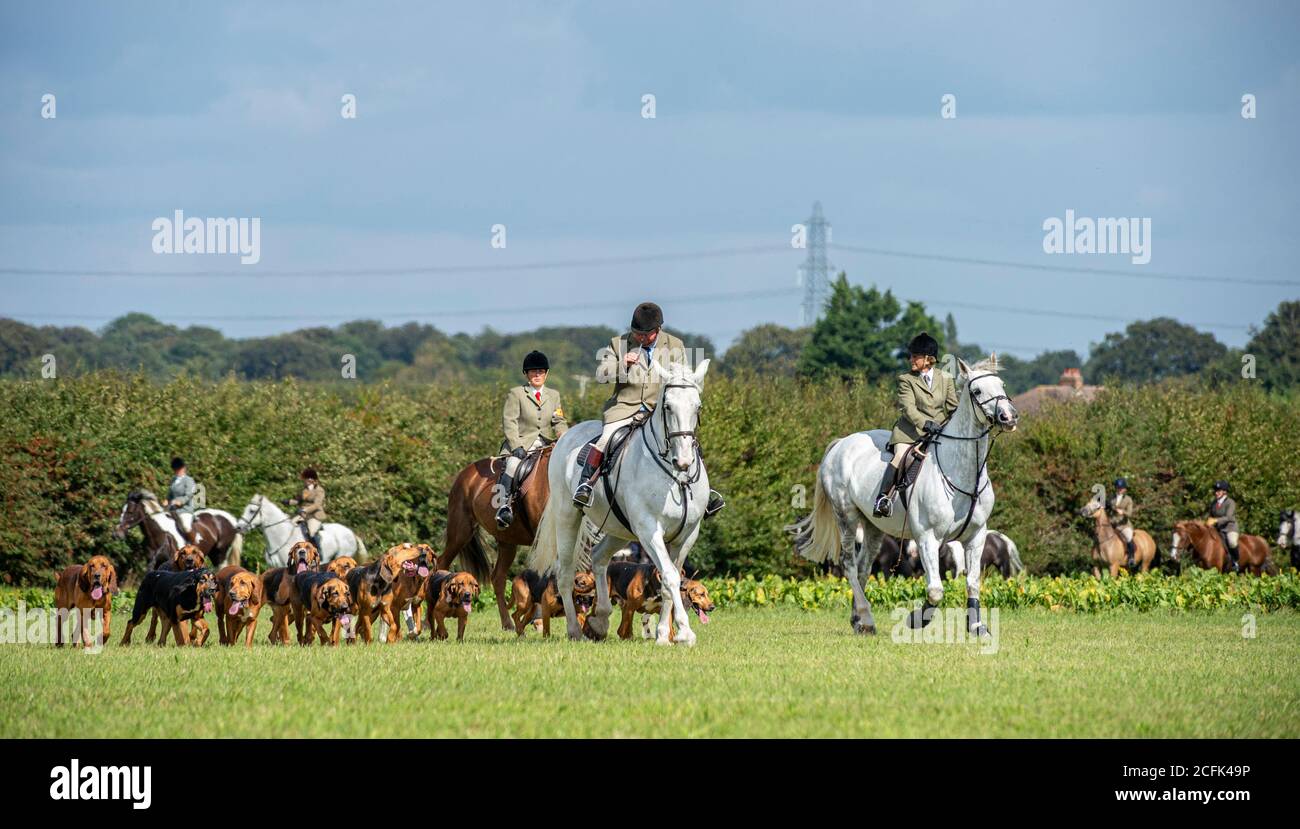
[1170,520,1275,575]
[788,356,1018,636]
[437,444,555,630]
[114,491,186,569]
[529,359,712,645]
[1078,486,1157,576]
[234,494,367,567]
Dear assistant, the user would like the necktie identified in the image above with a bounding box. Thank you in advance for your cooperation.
[535,391,542,404]
[925,373,932,389]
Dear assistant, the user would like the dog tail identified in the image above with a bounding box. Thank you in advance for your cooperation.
[527,496,560,575]
[460,529,492,584]
[226,531,244,569]
[786,465,841,565]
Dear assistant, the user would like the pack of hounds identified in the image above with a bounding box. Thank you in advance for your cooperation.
[54,539,715,649]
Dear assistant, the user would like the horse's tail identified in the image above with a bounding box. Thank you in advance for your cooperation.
[527,497,560,575]
[460,529,492,583]
[1001,532,1025,576]
[226,531,244,569]
[353,535,369,564]
[786,467,841,564]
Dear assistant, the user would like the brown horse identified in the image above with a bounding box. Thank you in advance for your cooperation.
[437,445,554,630]
[1170,520,1276,575]
[1079,493,1156,576]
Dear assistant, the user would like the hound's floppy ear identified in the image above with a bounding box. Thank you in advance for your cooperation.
[77,564,91,593]
[107,564,119,595]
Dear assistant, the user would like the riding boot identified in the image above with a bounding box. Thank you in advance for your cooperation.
[572,447,604,508]
[494,472,516,528]
[1125,538,1136,569]
[704,489,725,518]
[1227,542,1240,574]
[873,465,898,518]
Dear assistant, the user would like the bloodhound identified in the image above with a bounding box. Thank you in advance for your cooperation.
[261,541,322,645]
[607,561,716,640]
[390,543,436,640]
[143,543,207,644]
[425,570,480,642]
[120,568,218,647]
[510,568,596,638]
[54,554,118,647]
[326,556,358,579]
[215,565,265,648]
[343,542,421,644]
[297,571,352,646]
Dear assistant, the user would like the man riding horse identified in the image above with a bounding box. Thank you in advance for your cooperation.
[873,331,958,518]
[495,350,568,528]
[162,456,197,537]
[287,468,327,551]
[1207,480,1240,574]
[1110,477,1137,569]
[572,301,723,517]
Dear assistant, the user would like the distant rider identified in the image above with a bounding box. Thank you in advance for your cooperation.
[495,350,568,528]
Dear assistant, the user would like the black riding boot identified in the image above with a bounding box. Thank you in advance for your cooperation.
[495,472,516,528]
[572,447,604,508]
[705,490,725,517]
[873,465,898,518]
[1125,538,1136,569]
[1227,542,1240,574]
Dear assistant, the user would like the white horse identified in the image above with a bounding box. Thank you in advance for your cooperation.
[788,357,1019,635]
[529,359,712,645]
[234,494,368,566]
[1278,509,1300,569]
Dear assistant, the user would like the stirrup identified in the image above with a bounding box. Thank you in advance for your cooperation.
[873,495,893,518]
[704,490,725,517]
[573,482,595,508]
[495,506,514,529]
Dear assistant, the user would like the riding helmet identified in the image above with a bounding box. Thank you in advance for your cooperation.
[1114,477,1128,489]
[1213,480,1230,492]
[522,350,549,373]
[301,467,318,481]
[908,331,939,358]
[631,302,664,333]
[171,456,186,471]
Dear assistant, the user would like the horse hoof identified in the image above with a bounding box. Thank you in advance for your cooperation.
[853,622,876,635]
[675,633,697,647]
[907,604,936,629]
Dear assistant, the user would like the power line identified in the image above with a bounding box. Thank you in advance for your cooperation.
[830,243,1300,287]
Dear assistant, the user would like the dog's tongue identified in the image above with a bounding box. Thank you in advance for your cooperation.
[697,609,710,624]
[228,601,242,615]
[417,566,429,578]
[90,587,104,601]
[462,600,472,613]
[202,599,213,613]
[341,614,352,629]
[402,561,416,573]
[295,562,307,574]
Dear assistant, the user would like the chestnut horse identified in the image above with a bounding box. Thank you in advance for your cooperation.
[437,445,554,630]
[1079,487,1156,576]
[1170,520,1276,575]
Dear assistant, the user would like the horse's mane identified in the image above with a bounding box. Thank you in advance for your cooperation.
[970,354,1001,374]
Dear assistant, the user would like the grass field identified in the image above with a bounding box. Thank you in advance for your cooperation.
[2,607,1298,738]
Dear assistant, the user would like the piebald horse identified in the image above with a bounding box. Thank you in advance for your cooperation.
[235,494,368,567]
[114,491,242,569]
[1170,520,1275,575]
[1079,486,1157,576]
[1277,510,1300,570]
[438,445,555,631]
[530,359,712,645]
[788,357,1018,636]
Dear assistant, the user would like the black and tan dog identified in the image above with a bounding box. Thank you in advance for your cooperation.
[391,543,435,640]
[121,567,218,647]
[425,570,480,641]
[144,543,207,643]
[262,541,321,645]
[510,569,596,638]
[53,554,118,647]
[607,561,716,640]
[294,571,352,646]
[215,565,265,648]
[343,543,420,644]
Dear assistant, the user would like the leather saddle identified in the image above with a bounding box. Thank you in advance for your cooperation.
[888,442,930,507]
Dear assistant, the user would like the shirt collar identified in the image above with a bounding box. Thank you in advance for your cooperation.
[528,385,545,397]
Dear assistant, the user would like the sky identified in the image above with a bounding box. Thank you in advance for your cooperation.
[1,0,1298,361]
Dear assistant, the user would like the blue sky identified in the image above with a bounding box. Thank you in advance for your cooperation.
[2,1,1297,360]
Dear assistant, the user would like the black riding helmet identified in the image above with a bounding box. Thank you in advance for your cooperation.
[1213,480,1230,492]
[908,331,939,358]
[631,302,663,333]
[301,467,319,481]
[522,350,549,373]
[171,456,186,471]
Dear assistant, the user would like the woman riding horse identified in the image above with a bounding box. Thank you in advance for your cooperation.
[287,468,327,550]
[495,350,567,528]
[1110,477,1137,568]
[1207,480,1240,574]
[163,456,197,537]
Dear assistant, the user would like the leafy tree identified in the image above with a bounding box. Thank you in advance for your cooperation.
[1085,317,1226,384]
[720,323,809,377]
[1245,300,1300,392]
[797,274,943,383]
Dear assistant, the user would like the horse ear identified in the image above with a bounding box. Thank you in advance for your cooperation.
[692,358,711,385]
[650,360,671,383]
[957,357,972,377]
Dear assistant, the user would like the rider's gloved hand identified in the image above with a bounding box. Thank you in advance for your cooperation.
[511,447,527,460]
[922,420,940,435]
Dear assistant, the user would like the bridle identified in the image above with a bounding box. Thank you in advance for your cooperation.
[929,373,1012,544]
[239,495,299,561]
[631,380,705,544]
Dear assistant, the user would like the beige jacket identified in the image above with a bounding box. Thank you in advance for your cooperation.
[596,331,690,422]
[501,385,568,453]
[297,483,327,522]
[889,369,959,447]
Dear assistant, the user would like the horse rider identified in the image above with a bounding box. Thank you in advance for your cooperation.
[287,467,327,550]
[573,301,724,517]
[1207,480,1240,574]
[495,350,568,528]
[162,456,197,538]
[1109,477,1137,569]
[874,332,958,518]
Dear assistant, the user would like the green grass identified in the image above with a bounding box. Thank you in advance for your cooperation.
[2,607,1298,738]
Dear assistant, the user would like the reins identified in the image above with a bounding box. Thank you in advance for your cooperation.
[927,374,1009,544]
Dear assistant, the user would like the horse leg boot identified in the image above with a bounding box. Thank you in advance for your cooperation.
[571,446,603,508]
